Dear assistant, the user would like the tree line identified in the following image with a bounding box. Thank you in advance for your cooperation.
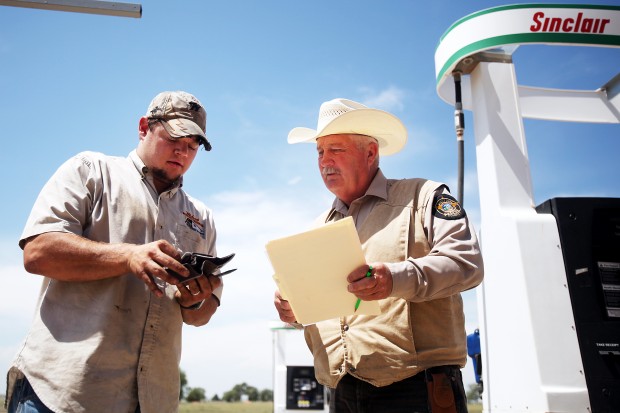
[180,370,273,403]
[180,370,481,404]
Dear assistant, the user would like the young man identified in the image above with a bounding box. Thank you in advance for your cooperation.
[6,91,223,413]
[274,98,484,413]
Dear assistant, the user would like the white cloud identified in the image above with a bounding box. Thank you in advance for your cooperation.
[0,264,41,319]
[0,264,44,377]
[287,176,302,186]
[359,86,406,112]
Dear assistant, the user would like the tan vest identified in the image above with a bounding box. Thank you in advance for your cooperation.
[304,178,467,388]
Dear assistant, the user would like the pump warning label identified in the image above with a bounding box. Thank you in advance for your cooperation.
[598,261,620,318]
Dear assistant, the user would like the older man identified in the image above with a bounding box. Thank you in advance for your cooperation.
[274,98,484,413]
[6,91,223,413]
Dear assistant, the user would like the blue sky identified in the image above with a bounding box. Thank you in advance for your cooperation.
[1,0,619,399]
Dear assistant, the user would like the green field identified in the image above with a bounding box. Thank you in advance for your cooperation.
[179,402,483,413]
[0,399,275,413]
[179,401,273,413]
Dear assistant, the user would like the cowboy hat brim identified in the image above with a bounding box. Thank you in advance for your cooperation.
[287,108,407,156]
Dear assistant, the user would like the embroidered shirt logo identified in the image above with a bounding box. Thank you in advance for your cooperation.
[433,195,466,220]
[183,211,205,236]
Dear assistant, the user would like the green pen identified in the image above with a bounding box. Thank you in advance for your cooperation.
[354,265,373,312]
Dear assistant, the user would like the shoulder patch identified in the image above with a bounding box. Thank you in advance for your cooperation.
[433,194,466,220]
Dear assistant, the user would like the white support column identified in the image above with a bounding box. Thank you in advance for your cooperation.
[271,325,329,413]
[273,328,289,413]
[471,61,589,412]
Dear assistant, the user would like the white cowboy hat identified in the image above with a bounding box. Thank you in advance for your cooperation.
[287,98,407,156]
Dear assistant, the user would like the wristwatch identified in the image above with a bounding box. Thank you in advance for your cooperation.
[179,299,205,311]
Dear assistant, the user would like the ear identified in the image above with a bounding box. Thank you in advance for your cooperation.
[138,117,149,140]
[367,140,379,166]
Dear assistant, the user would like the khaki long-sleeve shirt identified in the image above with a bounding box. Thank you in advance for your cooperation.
[304,170,483,388]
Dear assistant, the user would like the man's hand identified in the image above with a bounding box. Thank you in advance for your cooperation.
[274,290,297,323]
[126,240,190,297]
[347,262,393,302]
[175,273,222,309]
[126,240,223,326]
[175,274,223,326]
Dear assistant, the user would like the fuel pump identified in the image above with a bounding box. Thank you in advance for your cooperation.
[434,4,620,412]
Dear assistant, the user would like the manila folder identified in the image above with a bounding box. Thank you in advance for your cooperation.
[266,216,380,325]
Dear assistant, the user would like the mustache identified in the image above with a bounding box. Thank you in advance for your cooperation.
[321,167,340,177]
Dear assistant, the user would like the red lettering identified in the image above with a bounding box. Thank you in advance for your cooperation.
[530,11,611,34]
[562,18,574,32]
[600,19,610,33]
[531,11,544,32]
[549,17,562,32]
[574,12,583,32]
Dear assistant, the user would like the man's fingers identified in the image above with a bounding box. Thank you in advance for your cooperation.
[277,305,296,323]
[136,269,164,298]
[151,241,189,282]
[156,239,182,260]
[175,275,221,308]
[176,279,202,301]
[348,275,376,293]
[156,252,188,278]
[127,241,191,289]
[274,290,297,323]
[346,262,392,301]
[190,274,221,295]
[347,264,373,283]
[176,273,221,310]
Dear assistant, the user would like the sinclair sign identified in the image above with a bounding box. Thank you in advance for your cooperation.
[530,11,611,33]
[435,3,620,86]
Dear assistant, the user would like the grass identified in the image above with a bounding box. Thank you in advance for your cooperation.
[469,403,483,413]
[179,401,273,413]
[179,401,486,413]
[178,401,482,413]
[0,399,272,413]
[1,398,483,413]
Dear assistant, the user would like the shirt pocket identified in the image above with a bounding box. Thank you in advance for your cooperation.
[174,222,204,253]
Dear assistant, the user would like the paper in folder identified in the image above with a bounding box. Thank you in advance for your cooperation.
[266,216,380,325]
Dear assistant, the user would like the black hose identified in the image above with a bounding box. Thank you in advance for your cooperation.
[454,72,465,206]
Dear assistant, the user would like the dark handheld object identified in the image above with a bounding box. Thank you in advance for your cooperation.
[167,252,236,283]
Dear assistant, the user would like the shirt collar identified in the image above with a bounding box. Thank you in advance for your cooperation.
[128,150,183,195]
[365,168,388,200]
[332,168,388,213]
[129,150,147,176]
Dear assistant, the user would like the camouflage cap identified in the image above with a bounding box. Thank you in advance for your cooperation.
[146,91,212,151]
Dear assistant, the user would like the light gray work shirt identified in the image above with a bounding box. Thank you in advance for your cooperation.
[7,150,220,413]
